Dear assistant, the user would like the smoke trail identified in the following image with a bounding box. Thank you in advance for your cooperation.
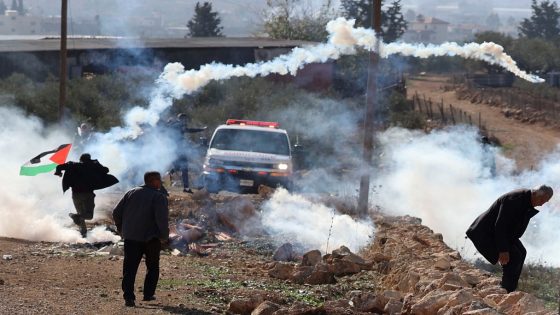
[0,107,118,243]
[373,127,560,265]
[326,18,543,84]
[160,17,541,101]
[93,17,539,144]
[261,188,374,253]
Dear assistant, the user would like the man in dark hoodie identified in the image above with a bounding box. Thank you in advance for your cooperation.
[55,153,118,237]
[112,171,169,307]
[466,185,553,292]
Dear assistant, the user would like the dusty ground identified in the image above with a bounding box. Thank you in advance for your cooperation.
[0,187,556,314]
[0,190,381,315]
[407,75,560,170]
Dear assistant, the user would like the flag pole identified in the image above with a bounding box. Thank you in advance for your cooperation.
[357,0,382,216]
[59,0,67,122]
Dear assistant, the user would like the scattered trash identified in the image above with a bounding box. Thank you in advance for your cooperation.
[2,255,13,260]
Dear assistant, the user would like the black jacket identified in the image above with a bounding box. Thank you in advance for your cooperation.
[55,160,118,193]
[466,189,539,264]
[112,185,169,242]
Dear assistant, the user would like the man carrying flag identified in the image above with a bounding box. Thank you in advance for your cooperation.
[55,153,118,237]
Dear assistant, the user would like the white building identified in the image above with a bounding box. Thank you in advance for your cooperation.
[402,15,450,44]
[0,10,42,35]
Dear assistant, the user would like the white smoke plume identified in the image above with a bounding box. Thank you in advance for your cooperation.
[326,18,543,84]
[374,127,560,265]
[261,188,374,253]
[84,16,540,186]
[0,107,117,243]
[73,15,541,193]
[97,17,540,143]
[161,17,541,100]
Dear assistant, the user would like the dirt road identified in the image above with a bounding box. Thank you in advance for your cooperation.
[407,76,560,170]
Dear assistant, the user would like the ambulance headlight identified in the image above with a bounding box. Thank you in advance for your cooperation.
[276,163,289,170]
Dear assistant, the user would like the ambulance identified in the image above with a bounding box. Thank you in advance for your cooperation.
[202,119,293,193]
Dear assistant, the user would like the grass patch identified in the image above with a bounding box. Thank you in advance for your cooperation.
[283,288,324,307]
[157,278,189,290]
[265,281,324,307]
[518,263,560,311]
[500,143,516,152]
[474,259,559,311]
[184,278,243,290]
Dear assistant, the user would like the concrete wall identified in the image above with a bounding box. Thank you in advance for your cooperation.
[0,45,334,91]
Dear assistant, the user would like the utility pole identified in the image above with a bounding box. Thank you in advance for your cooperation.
[358,0,382,216]
[58,0,67,122]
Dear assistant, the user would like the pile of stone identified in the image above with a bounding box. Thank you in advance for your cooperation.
[268,245,372,285]
[360,215,555,315]
[228,214,555,315]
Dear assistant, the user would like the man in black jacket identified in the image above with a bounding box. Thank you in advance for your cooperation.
[55,153,117,237]
[112,171,169,307]
[466,185,553,292]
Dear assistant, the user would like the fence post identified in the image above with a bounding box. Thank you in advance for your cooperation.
[450,104,456,125]
[478,112,482,128]
[428,98,434,119]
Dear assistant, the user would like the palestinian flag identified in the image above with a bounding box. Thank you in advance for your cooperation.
[20,144,72,176]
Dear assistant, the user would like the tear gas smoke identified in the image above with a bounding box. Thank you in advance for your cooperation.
[258,118,560,264]
[0,107,118,243]
[84,16,541,184]
[160,17,541,102]
[261,188,374,253]
[1,15,546,252]
[97,17,540,145]
[374,127,560,265]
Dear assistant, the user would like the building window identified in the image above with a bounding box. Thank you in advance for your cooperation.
[31,21,36,26]
[11,28,15,32]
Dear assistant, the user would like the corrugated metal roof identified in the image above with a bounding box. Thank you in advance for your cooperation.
[0,37,316,52]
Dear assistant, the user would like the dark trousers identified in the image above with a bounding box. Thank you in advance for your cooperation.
[181,167,189,188]
[71,192,95,235]
[122,239,161,301]
[501,239,526,293]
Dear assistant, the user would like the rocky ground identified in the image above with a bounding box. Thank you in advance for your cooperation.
[0,188,556,314]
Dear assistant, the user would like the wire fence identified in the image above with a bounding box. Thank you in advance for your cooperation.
[411,91,487,132]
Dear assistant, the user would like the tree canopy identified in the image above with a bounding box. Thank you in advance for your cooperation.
[519,0,560,41]
[340,0,407,42]
[186,2,224,37]
[263,0,334,41]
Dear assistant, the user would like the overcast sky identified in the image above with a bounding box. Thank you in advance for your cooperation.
[9,0,538,36]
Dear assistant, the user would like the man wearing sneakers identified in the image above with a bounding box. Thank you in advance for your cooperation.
[112,171,169,307]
